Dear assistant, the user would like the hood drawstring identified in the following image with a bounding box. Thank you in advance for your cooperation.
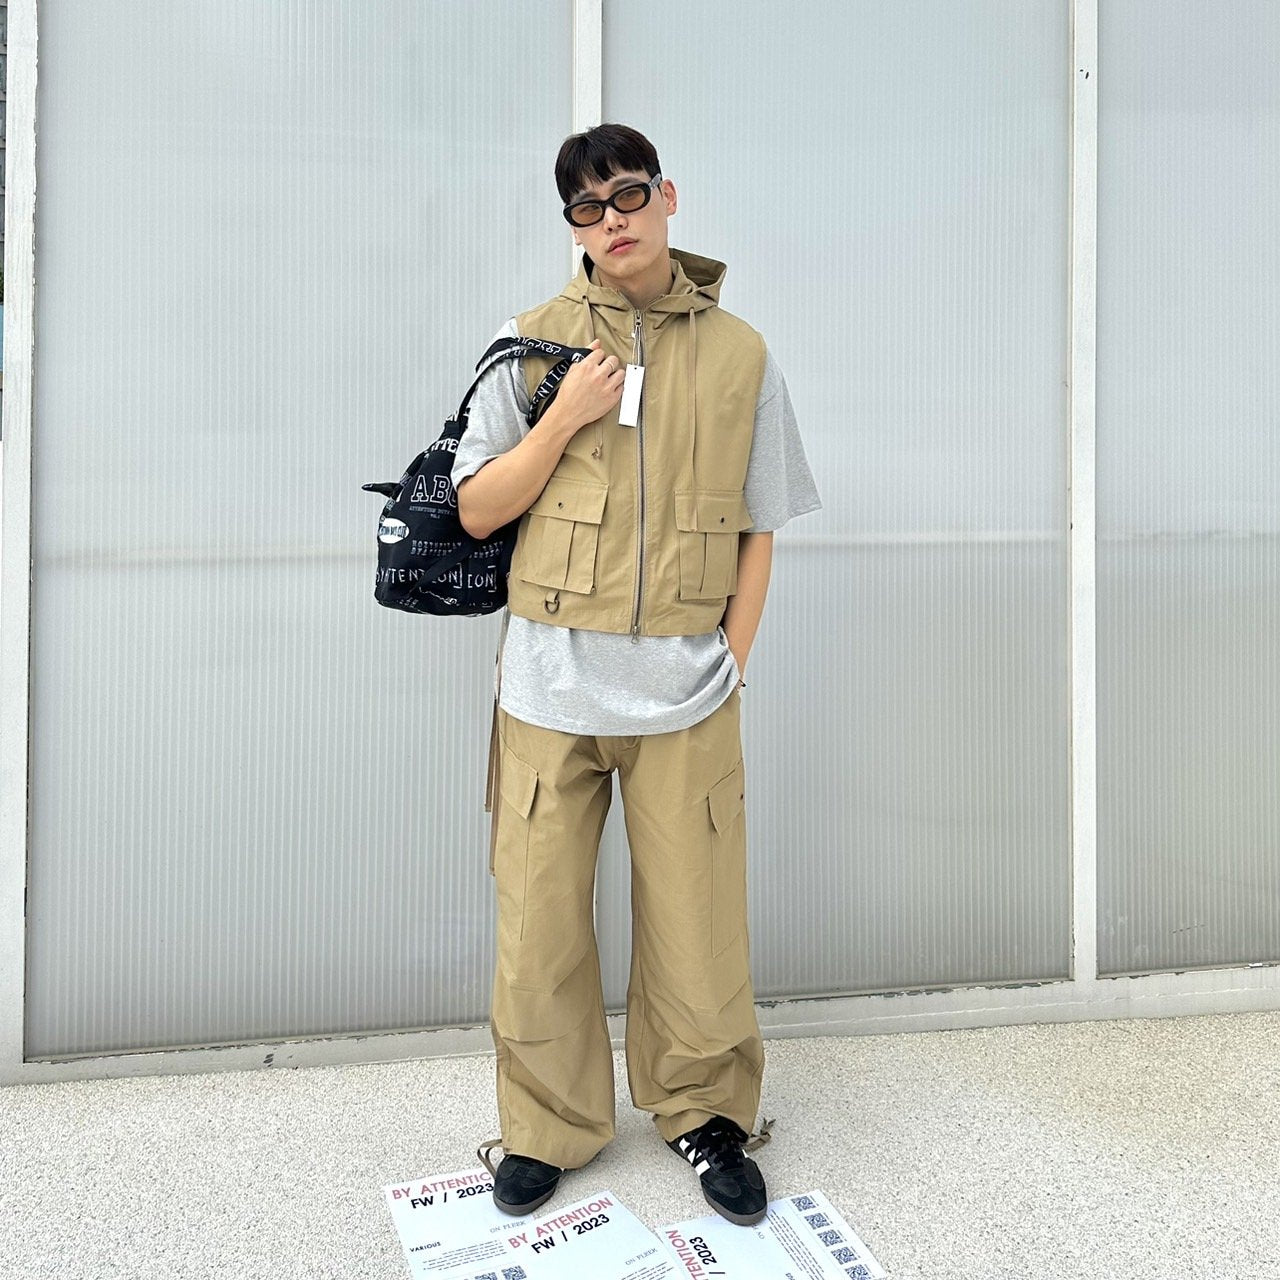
[581,292,603,459]
[573,258,705,474]
[688,308,698,487]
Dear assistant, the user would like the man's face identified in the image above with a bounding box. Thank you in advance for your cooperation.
[567,168,677,289]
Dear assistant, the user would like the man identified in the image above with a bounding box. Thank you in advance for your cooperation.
[453,123,821,1226]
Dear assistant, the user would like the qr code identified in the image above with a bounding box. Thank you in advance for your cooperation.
[791,1195,817,1211]
[831,1246,858,1264]
[805,1212,830,1229]
[503,1269,529,1280]
[845,1267,873,1279]
[819,1229,844,1246]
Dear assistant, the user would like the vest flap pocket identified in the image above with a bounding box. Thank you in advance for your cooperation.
[499,748,538,820]
[708,758,746,835]
[527,476,608,523]
[518,476,607,593]
[675,490,752,600]
[674,489,753,533]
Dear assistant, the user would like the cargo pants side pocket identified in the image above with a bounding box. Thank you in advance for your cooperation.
[495,746,539,944]
[706,756,747,959]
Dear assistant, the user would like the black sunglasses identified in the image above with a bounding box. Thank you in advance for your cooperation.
[562,174,664,227]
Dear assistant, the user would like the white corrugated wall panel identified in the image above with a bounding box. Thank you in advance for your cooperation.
[25,0,572,1055]
[1096,3,1280,974]
[34,0,1276,1054]
[598,0,1073,1005]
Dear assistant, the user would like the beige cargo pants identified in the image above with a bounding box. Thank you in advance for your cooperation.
[484,682,763,1170]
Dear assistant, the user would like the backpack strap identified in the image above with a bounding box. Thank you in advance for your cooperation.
[527,357,580,424]
[408,337,593,599]
[408,537,483,592]
[458,337,593,427]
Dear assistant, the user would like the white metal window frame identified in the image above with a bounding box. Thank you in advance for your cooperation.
[2,0,1277,1088]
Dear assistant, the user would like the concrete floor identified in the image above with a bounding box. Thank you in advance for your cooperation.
[2,1011,1278,1279]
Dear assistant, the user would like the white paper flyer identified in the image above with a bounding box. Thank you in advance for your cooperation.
[385,1167,528,1277]
[657,1189,887,1279]
[384,1167,678,1280]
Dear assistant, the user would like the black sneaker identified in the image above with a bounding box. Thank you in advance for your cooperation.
[491,1153,562,1216]
[666,1115,769,1226]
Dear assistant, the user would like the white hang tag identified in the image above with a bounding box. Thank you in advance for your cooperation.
[617,363,645,427]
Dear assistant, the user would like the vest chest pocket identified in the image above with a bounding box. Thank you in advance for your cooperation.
[674,489,754,601]
[517,476,609,595]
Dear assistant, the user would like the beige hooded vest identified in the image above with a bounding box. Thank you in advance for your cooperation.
[507,247,766,637]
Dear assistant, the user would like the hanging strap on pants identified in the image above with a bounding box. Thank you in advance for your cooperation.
[484,606,511,873]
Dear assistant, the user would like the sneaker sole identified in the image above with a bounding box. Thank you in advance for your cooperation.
[493,1184,558,1216]
[702,1185,767,1227]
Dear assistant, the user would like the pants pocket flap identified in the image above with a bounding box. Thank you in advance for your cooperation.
[500,748,539,819]
[708,758,746,834]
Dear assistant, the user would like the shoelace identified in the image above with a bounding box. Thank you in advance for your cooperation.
[686,1115,775,1170]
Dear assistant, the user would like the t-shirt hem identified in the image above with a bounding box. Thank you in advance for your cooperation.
[499,679,738,738]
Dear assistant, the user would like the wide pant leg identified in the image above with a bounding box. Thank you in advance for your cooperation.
[488,686,763,1166]
[489,706,616,1169]
[617,684,764,1142]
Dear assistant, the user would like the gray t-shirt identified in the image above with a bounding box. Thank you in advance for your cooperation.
[453,317,822,735]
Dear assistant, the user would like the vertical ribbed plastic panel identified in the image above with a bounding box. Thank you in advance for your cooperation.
[24,2,571,1055]
[597,0,1072,1007]
[1096,5,1280,974]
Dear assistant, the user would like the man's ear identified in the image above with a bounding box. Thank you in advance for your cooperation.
[663,179,677,216]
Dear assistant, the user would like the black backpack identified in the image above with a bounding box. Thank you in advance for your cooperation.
[363,335,592,615]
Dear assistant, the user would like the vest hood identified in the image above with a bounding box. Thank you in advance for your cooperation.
[566,247,727,319]
[557,248,728,461]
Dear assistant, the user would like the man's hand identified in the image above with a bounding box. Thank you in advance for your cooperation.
[550,338,627,431]
[456,341,628,540]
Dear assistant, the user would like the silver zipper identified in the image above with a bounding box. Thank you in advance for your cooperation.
[630,308,646,641]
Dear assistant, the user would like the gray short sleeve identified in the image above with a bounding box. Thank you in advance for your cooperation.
[451,318,530,488]
[453,326,822,532]
[742,348,823,533]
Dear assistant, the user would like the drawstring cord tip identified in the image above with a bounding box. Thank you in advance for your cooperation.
[744,1116,775,1152]
[477,1138,504,1178]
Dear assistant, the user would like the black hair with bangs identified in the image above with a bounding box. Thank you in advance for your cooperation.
[554,123,661,205]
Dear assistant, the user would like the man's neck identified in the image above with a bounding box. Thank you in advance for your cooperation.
[590,254,674,311]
